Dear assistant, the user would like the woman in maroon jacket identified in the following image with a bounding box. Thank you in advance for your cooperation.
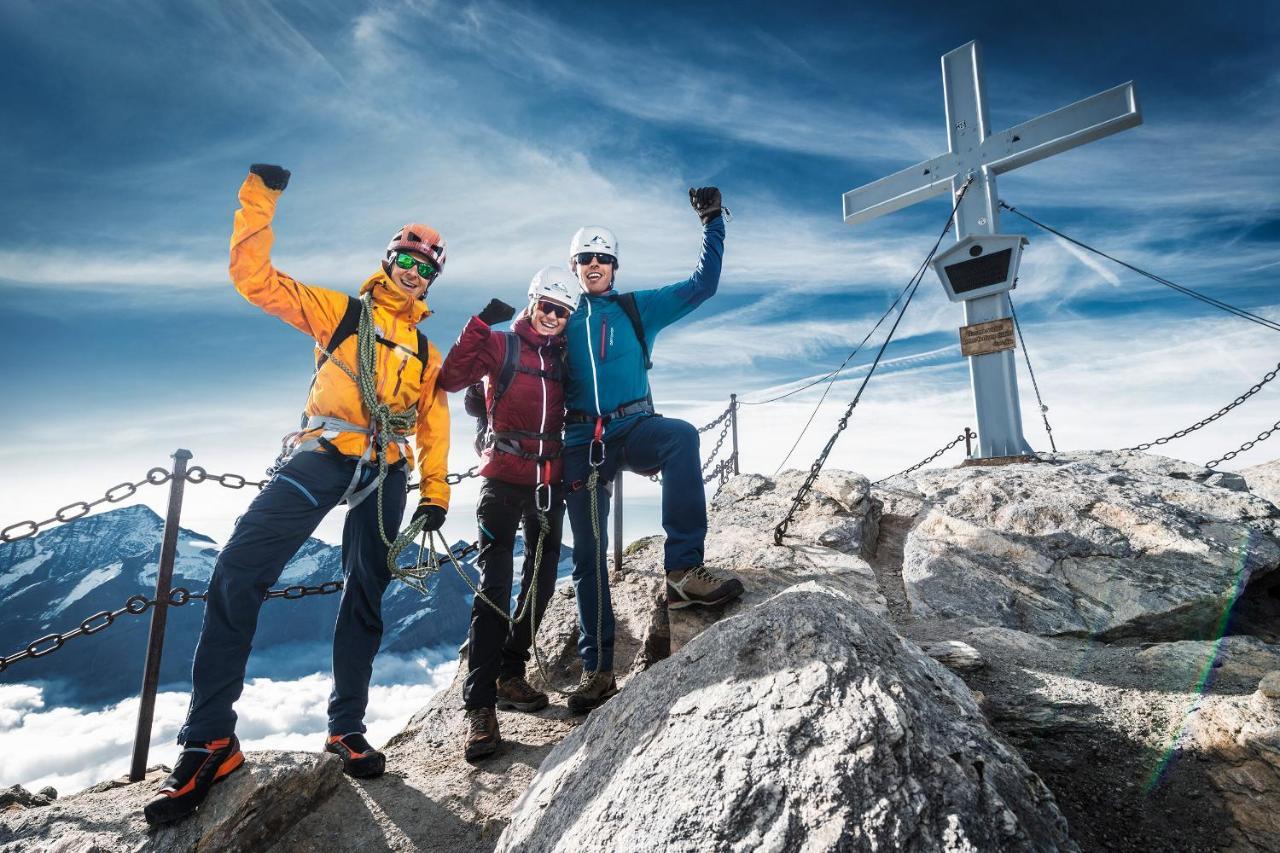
[439,266,578,761]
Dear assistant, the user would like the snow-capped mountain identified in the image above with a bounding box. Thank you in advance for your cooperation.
[0,505,574,707]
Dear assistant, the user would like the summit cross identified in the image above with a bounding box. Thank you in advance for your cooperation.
[842,40,1141,459]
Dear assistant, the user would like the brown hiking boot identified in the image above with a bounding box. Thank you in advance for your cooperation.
[666,565,745,610]
[463,707,500,761]
[567,670,618,714]
[496,674,549,713]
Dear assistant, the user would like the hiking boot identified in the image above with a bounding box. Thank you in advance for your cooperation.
[667,565,745,610]
[567,670,618,714]
[324,732,386,778]
[464,707,501,761]
[143,735,244,825]
[496,674,549,713]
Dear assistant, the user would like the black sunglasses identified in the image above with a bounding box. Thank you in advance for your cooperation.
[536,299,571,320]
[574,252,615,267]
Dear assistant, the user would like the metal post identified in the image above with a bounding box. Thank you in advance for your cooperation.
[729,394,740,474]
[612,472,624,574]
[964,427,975,458]
[130,448,192,781]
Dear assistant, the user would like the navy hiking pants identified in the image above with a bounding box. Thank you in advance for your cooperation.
[563,415,705,673]
[177,449,405,743]
[463,478,565,709]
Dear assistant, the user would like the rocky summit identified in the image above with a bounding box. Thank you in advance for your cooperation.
[4,450,1280,852]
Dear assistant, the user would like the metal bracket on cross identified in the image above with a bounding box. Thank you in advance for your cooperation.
[841,40,1142,459]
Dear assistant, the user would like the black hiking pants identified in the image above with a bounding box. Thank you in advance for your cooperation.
[463,478,565,709]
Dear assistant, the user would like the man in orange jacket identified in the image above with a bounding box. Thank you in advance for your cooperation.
[145,164,451,826]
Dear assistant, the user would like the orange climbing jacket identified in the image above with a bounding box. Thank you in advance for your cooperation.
[228,172,450,510]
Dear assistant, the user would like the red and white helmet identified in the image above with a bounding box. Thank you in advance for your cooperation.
[383,223,447,281]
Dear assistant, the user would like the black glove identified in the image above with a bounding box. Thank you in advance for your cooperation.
[250,163,291,191]
[478,298,516,326]
[689,186,722,225]
[412,502,446,531]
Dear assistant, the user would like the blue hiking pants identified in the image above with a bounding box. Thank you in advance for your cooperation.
[563,415,705,672]
[177,449,405,743]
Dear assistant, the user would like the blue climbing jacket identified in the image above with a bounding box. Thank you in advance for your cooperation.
[563,216,725,447]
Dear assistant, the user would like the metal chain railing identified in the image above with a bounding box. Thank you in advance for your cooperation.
[1127,360,1280,452]
[0,467,172,544]
[0,581,345,674]
[1206,418,1280,469]
[184,467,268,490]
[872,429,975,485]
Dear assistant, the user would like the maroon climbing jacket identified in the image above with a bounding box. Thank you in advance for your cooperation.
[440,314,566,488]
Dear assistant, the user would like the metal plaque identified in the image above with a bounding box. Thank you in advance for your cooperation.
[959,317,1016,357]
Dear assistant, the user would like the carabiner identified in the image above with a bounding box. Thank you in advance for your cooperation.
[589,439,606,468]
[535,482,552,513]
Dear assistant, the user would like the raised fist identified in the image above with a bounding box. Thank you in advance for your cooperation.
[689,186,722,225]
[250,164,291,191]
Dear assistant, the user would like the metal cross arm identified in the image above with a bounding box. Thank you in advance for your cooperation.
[842,55,1140,228]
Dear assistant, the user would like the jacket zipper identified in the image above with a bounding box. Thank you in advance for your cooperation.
[599,317,609,362]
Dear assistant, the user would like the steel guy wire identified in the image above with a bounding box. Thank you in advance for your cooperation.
[739,277,923,409]
[1000,201,1280,334]
[1008,296,1057,453]
[773,175,975,546]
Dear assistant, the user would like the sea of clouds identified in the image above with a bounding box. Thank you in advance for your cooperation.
[0,647,457,795]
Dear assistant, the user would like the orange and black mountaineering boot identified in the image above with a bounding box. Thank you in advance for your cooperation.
[143,735,244,825]
[325,732,386,778]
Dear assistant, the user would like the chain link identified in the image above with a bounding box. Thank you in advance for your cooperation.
[0,579,349,674]
[697,404,733,434]
[1128,361,1280,452]
[185,467,268,490]
[872,431,972,485]
[1206,418,1280,469]
[0,468,172,544]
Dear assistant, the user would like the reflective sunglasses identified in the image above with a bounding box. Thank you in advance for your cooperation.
[574,252,615,267]
[394,252,437,278]
[536,299,571,320]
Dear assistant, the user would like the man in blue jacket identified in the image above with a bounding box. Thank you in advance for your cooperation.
[562,187,745,712]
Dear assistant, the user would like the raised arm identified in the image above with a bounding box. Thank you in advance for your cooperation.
[439,299,517,392]
[228,164,348,341]
[635,187,726,335]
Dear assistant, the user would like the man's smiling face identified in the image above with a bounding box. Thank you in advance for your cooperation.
[575,253,616,295]
[388,250,434,300]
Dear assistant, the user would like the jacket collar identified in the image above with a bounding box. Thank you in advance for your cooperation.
[514,314,565,350]
[360,269,430,324]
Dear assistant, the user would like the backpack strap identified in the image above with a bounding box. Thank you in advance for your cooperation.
[416,330,430,381]
[617,292,652,370]
[316,296,362,370]
[488,332,522,412]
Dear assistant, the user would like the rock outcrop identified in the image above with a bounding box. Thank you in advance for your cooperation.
[498,584,1074,852]
[884,451,1280,639]
[8,449,1280,852]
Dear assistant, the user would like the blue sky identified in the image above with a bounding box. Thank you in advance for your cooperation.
[2,0,1278,546]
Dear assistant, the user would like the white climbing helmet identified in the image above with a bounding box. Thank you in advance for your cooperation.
[528,266,580,312]
[568,226,619,266]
